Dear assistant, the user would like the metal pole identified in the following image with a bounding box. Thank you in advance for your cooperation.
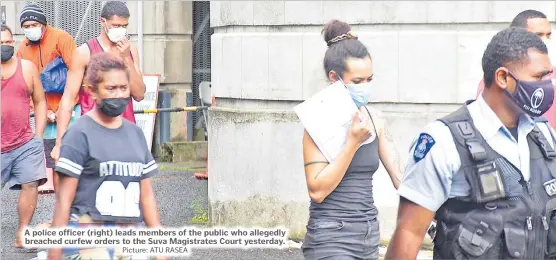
[186,91,193,141]
[74,0,95,41]
[158,91,171,144]
[137,1,144,72]
[135,107,208,114]
[29,106,208,118]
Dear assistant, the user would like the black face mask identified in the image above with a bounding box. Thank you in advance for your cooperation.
[98,97,129,117]
[505,72,555,117]
[1,45,14,63]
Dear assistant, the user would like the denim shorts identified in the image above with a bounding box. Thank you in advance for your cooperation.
[301,217,380,260]
[62,213,146,260]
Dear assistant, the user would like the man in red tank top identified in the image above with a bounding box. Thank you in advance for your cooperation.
[52,1,145,162]
[1,25,48,248]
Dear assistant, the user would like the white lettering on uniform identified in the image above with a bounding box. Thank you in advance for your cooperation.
[544,179,556,196]
[99,161,143,177]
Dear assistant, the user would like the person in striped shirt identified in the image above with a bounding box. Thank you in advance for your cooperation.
[48,52,164,260]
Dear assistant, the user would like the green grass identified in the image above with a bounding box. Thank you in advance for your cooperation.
[158,162,206,173]
[189,199,209,225]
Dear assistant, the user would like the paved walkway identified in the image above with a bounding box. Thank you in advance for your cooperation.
[2,164,306,260]
[1,163,432,260]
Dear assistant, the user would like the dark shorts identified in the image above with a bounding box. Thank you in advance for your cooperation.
[1,136,47,190]
[43,138,56,168]
[301,218,380,260]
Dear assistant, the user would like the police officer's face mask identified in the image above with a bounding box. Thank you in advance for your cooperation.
[98,97,129,117]
[504,71,554,117]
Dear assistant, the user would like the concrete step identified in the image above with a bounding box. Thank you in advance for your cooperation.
[158,141,208,163]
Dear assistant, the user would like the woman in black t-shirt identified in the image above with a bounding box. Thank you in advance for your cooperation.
[49,52,165,260]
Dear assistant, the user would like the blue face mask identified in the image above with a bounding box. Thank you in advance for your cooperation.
[339,77,373,107]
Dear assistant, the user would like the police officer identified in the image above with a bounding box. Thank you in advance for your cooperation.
[476,9,556,130]
[385,27,556,260]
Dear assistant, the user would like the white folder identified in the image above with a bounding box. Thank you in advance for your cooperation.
[294,81,375,162]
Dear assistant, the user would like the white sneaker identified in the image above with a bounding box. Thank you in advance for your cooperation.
[30,250,47,260]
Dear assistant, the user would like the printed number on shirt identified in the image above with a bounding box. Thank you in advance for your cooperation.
[96,181,140,217]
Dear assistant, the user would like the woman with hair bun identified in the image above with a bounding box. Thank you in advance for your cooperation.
[301,20,402,260]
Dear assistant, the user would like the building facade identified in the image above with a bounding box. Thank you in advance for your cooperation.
[4,0,556,243]
[208,1,556,241]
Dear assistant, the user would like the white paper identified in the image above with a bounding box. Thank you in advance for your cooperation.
[132,75,160,151]
[294,81,376,162]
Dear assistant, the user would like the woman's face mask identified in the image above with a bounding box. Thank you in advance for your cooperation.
[97,97,129,117]
[93,71,131,117]
[338,76,373,108]
[505,71,554,117]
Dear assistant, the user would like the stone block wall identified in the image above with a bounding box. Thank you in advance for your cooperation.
[208,1,556,240]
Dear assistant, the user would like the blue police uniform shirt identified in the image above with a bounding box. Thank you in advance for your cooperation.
[398,95,556,212]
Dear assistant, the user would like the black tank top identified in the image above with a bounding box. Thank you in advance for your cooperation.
[308,108,381,221]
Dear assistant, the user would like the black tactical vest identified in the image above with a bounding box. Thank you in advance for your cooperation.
[432,101,556,260]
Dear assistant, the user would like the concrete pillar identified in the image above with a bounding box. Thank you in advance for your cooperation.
[209,1,556,241]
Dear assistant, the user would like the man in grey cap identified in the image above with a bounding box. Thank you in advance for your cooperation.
[16,3,79,194]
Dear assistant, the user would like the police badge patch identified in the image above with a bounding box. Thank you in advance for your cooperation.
[544,179,556,196]
[413,133,436,163]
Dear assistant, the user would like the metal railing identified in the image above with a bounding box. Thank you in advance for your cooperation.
[29,106,209,118]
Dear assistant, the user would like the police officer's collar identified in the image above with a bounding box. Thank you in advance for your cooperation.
[467,95,535,141]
